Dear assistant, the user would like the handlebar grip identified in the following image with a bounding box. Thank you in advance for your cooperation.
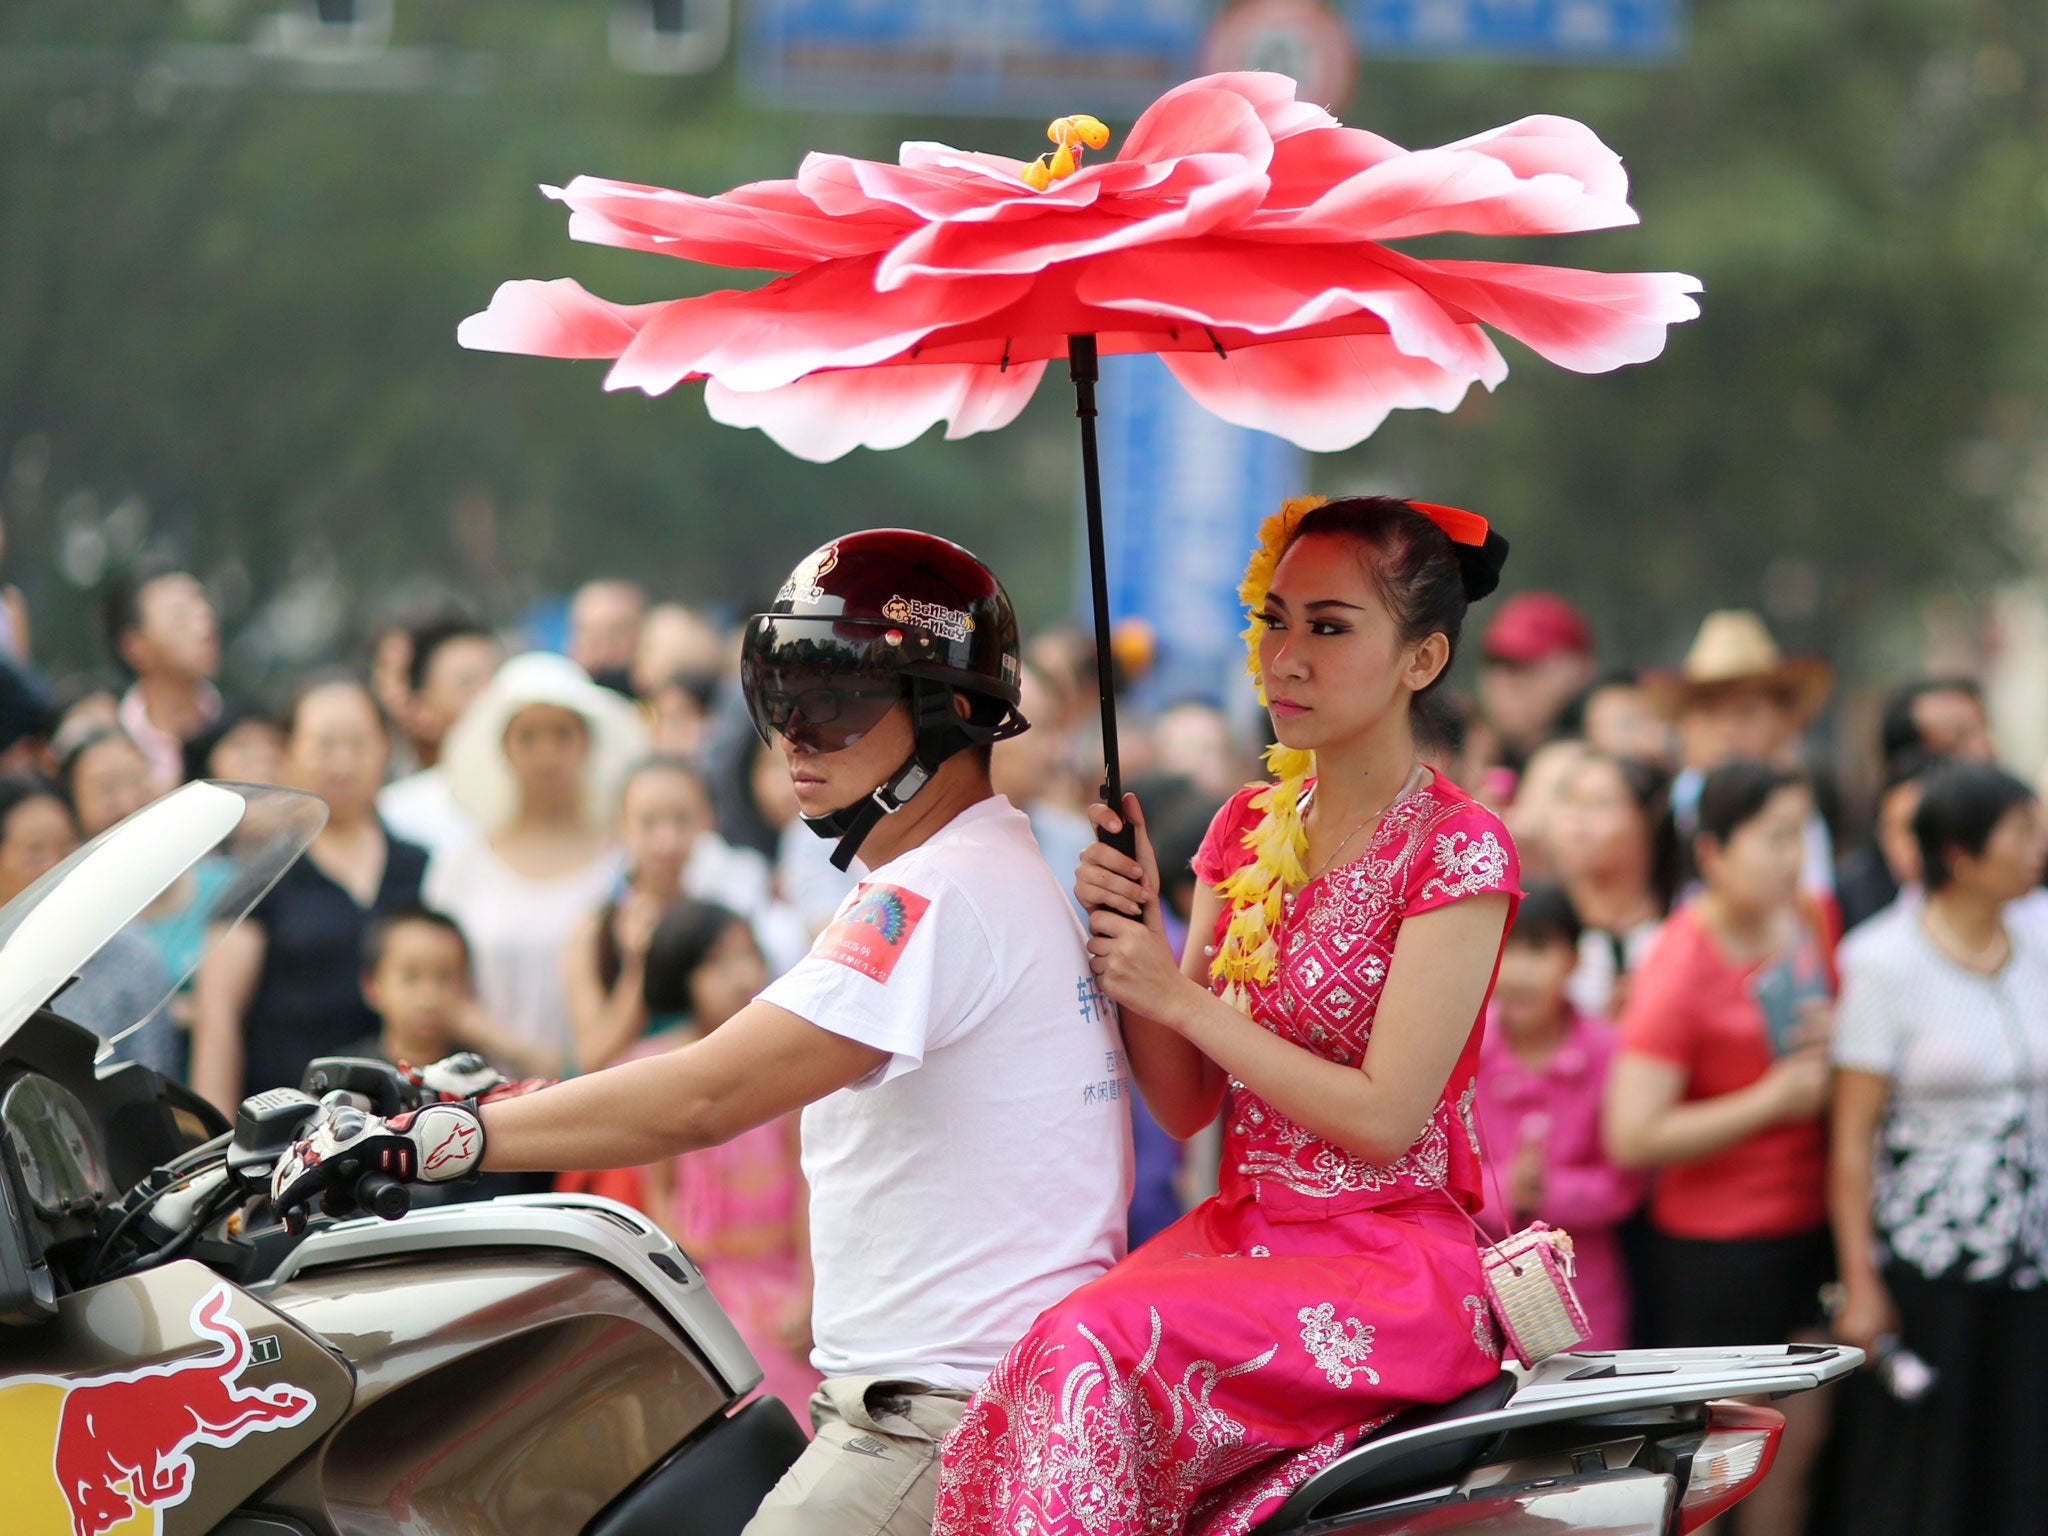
[354,1170,411,1221]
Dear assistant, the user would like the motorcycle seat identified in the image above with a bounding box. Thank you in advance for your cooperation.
[1252,1370,1518,1533]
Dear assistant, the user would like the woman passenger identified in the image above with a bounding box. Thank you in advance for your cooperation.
[935,495,1520,1535]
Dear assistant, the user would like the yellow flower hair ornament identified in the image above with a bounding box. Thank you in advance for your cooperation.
[1210,496,1325,1011]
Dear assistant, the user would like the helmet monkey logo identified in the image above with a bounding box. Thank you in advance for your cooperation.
[778,543,839,605]
[882,595,974,643]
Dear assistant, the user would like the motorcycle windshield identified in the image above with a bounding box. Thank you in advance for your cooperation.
[0,782,326,1057]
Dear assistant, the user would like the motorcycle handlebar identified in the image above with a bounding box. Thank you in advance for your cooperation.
[354,1170,411,1221]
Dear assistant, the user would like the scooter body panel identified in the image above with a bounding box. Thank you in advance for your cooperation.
[1308,1467,1676,1536]
[262,1194,760,1398]
[1259,1343,1859,1533]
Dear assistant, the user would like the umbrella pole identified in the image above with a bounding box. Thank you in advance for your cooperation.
[1067,334,1138,858]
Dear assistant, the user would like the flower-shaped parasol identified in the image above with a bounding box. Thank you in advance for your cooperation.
[460,71,1699,820]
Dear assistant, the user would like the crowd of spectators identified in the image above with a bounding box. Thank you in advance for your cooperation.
[0,550,2039,1532]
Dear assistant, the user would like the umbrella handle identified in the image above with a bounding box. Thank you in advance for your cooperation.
[1070,333,1138,862]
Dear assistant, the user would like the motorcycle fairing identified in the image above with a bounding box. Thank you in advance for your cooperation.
[0,1259,349,1536]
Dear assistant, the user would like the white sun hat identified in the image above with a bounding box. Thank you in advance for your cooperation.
[439,651,649,834]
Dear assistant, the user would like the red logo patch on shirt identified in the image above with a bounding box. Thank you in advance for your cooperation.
[815,883,931,984]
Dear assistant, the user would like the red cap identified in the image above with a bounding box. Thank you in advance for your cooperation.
[1483,592,1593,664]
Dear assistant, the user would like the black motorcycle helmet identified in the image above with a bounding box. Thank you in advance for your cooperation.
[742,530,1028,869]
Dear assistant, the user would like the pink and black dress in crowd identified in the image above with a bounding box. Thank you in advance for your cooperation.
[933,772,1520,1536]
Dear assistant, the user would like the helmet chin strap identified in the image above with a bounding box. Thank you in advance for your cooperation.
[802,681,974,872]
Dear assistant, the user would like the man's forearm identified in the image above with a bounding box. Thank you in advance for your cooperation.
[475,998,888,1174]
[479,1052,717,1172]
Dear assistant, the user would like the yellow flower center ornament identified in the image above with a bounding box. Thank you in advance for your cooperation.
[1209,496,1502,1013]
[1021,115,1112,190]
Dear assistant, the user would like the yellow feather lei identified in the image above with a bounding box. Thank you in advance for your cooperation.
[1210,495,1327,1012]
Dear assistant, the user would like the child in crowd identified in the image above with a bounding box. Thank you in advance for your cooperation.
[637,898,820,1418]
[564,756,717,1073]
[356,905,472,1069]
[356,904,539,1205]
[1476,884,1643,1350]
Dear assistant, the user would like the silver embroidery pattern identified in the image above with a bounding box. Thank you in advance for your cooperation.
[1465,1295,1502,1361]
[1298,1303,1381,1388]
[1223,784,1513,1206]
[1457,1079,1482,1157]
[934,1308,1278,1535]
[1235,1090,1455,1198]
[1418,829,1510,903]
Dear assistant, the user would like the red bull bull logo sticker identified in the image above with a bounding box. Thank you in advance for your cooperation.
[0,1282,317,1536]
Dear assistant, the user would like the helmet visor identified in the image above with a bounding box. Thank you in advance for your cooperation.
[742,616,907,754]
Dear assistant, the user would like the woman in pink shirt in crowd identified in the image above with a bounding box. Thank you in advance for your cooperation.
[1475,883,1644,1349]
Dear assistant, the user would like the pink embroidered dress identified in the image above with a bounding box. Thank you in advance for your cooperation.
[933,772,1520,1536]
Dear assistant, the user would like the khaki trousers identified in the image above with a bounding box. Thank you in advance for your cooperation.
[743,1375,972,1536]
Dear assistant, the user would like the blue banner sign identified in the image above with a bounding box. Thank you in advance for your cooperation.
[1088,353,1306,710]
[1350,0,1683,61]
[744,0,1206,116]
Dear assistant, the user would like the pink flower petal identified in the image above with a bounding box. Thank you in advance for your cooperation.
[456,278,665,358]
[703,361,1047,462]
[1387,254,1703,372]
[550,176,909,269]
[603,259,1031,396]
[1162,332,1504,452]
[1118,84,1276,170]
[1269,140,1638,240]
[1078,241,1499,376]
[897,142,1040,181]
[1442,115,1631,207]
[1145,71,1336,143]
[876,151,1272,289]
[1263,125,1409,211]
[803,152,1029,223]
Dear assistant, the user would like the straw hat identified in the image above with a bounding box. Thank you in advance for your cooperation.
[1645,611,1833,722]
[440,651,648,833]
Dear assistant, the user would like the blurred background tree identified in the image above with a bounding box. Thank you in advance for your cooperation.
[1,0,2043,691]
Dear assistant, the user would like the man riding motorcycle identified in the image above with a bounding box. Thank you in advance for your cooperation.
[271,530,1136,1536]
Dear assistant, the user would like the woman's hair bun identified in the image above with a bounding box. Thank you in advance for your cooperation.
[1455,530,1511,604]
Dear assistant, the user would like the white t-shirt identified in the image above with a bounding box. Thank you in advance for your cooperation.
[762,795,1134,1389]
[377,766,476,859]
[424,840,624,1062]
[1566,918,1664,1019]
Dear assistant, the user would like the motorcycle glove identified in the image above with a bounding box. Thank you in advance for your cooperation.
[271,1097,486,1232]
[404,1051,554,1106]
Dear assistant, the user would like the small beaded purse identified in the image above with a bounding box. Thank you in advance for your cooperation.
[1476,1221,1590,1367]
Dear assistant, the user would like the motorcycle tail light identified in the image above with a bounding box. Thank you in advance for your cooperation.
[1677,1401,1784,1533]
